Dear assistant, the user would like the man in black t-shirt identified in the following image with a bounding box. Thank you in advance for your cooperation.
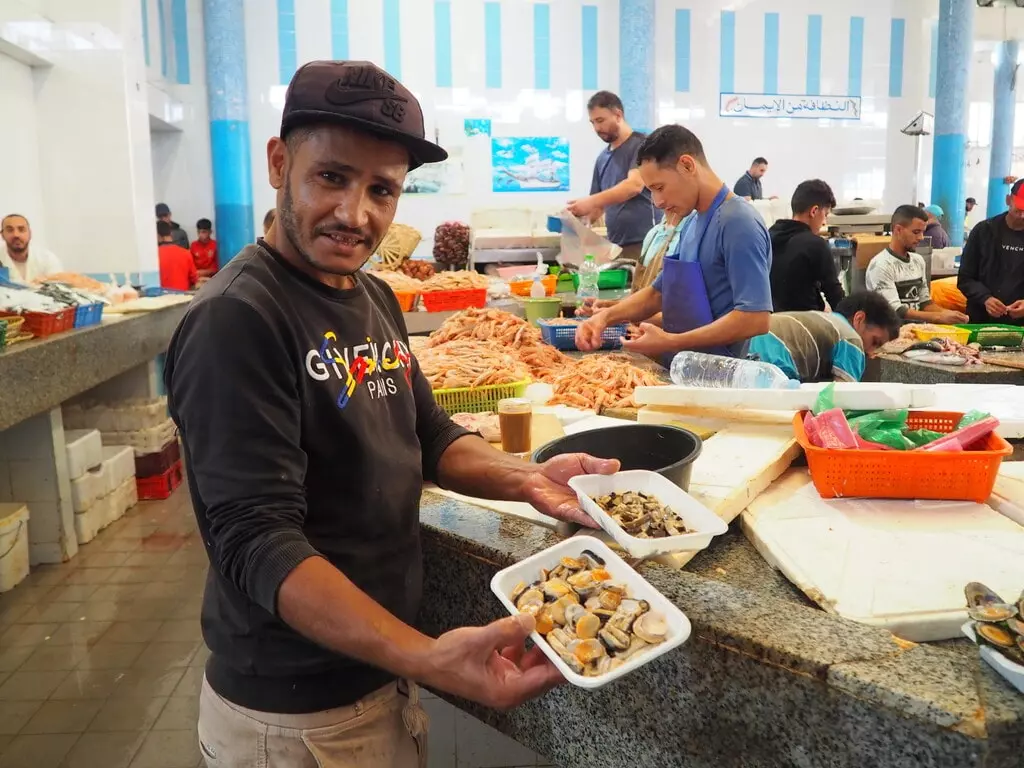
[166,61,617,767]
[566,91,661,261]
[959,179,1024,325]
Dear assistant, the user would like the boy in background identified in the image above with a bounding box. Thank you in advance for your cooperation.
[191,218,219,278]
[159,221,198,291]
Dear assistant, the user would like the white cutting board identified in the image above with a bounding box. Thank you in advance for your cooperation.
[742,469,1024,642]
[634,382,936,411]
[922,384,1024,438]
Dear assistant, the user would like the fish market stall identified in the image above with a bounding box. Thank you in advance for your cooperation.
[409,312,1024,765]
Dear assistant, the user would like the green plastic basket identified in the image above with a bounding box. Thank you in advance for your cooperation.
[571,268,629,291]
[432,379,530,415]
[955,324,1024,346]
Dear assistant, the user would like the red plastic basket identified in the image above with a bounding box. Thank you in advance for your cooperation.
[420,288,487,312]
[137,459,183,500]
[794,410,1012,502]
[0,308,75,338]
[135,440,181,478]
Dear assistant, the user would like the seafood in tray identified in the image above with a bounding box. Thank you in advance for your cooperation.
[490,537,690,688]
[593,491,691,538]
[962,582,1024,694]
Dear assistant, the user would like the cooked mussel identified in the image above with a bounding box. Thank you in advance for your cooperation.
[965,582,1018,623]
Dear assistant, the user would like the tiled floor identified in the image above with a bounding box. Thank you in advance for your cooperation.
[0,486,553,768]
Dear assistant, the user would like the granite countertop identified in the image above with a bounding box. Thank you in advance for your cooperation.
[878,353,1024,386]
[0,304,188,431]
[417,492,1024,768]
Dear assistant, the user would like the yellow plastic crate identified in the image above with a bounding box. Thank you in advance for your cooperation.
[911,325,971,345]
[433,379,530,415]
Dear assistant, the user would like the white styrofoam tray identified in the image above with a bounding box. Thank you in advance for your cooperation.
[962,622,1024,694]
[568,471,728,558]
[633,382,937,411]
[490,536,690,689]
[64,428,102,479]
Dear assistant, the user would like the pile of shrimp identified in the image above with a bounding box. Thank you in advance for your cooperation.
[415,341,531,389]
[426,307,544,349]
[546,354,665,410]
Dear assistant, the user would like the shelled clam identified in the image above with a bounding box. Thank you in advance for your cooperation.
[964,582,1024,665]
[508,549,669,677]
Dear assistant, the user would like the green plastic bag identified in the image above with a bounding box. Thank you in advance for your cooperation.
[847,409,913,450]
[956,410,990,429]
[904,428,945,447]
[813,384,835,415]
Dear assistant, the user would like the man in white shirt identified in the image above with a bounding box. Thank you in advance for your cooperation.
[1,214,63,282]
[865,205,967,325]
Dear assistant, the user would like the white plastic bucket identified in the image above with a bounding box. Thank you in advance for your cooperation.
[0,504,30,592]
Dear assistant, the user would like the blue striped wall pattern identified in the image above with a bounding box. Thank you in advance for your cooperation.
[252,4,944,104]
[141,0,151,67]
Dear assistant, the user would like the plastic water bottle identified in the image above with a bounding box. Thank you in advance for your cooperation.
[669,351,797,389]
[529,275,547,298]
[576,254,600,305]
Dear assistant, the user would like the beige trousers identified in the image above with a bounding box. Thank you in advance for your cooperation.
[198,676,428,768]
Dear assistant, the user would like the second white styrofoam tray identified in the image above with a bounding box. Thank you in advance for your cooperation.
[490,536,690,689]
[568,471,729,558]
[962,622,1024,694]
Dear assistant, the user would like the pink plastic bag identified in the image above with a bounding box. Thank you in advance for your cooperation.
[916,416,999,452]
[813,408,858,450]
[803,412,822,447]
[855,435,892,451]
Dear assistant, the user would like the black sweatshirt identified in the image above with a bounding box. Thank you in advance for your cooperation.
[958,213,1024,325]
[768,219,845,312]
[165,242,467,713]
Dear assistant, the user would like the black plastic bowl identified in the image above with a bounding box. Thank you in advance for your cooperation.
[532,424,703,491]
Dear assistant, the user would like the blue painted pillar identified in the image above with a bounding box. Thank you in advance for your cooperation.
[619,0,655,134]
[988,40,1019,219]
[929,0,974,246]
[203,0,254,266]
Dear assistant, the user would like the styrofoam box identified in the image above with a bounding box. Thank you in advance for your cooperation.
[962,622,1024,694]
[64,429,103,479]
[64,398,168,433]
[568,471,729,559]
[0,503,30,592]
[490,536,691,690]
[101,446,135,496]
[70,469,102,513]
[108,476,138,526]
[102,418,177,455]
[74,502,103,545]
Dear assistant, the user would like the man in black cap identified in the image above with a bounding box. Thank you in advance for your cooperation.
[156,202,190,250]
[166,61,617,767]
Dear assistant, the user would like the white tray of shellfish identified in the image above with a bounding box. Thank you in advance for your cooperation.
[491,536,691,689]
[961,582,1024,695]
[568,470,729,558]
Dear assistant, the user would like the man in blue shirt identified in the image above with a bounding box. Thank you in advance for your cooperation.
[566,91,661,262]
[577,124,772,359]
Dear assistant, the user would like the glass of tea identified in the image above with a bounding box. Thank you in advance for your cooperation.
[497,398,533,456]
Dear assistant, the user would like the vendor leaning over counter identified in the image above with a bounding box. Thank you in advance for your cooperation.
[576,124,772,360]
[165,61,618,768]
[865,205,968,326]
[565,91,662,262]
[747,292,900,383]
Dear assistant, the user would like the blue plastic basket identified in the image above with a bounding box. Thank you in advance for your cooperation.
[537,318,626,351]
[139,286,190,298]
[73,303,104,328]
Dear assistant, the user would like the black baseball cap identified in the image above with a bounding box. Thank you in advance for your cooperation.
[280,60,447,171]
[155,203,171,217]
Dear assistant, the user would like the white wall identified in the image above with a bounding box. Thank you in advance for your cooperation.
[0,53,47,245]
[238,0,962,258]
[146,0,214,243]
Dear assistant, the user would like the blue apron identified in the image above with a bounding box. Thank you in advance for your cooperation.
[660,185,732,362]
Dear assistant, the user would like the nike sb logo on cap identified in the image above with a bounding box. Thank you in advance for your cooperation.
[324,65,408,124]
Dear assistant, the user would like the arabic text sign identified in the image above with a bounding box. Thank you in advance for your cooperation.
[720,93,861,120]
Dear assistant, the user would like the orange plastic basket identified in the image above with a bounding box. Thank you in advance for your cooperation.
[794,410,1012,503]
[509,275,557,297]
[392,290,419,312]
[420,288,488,312]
